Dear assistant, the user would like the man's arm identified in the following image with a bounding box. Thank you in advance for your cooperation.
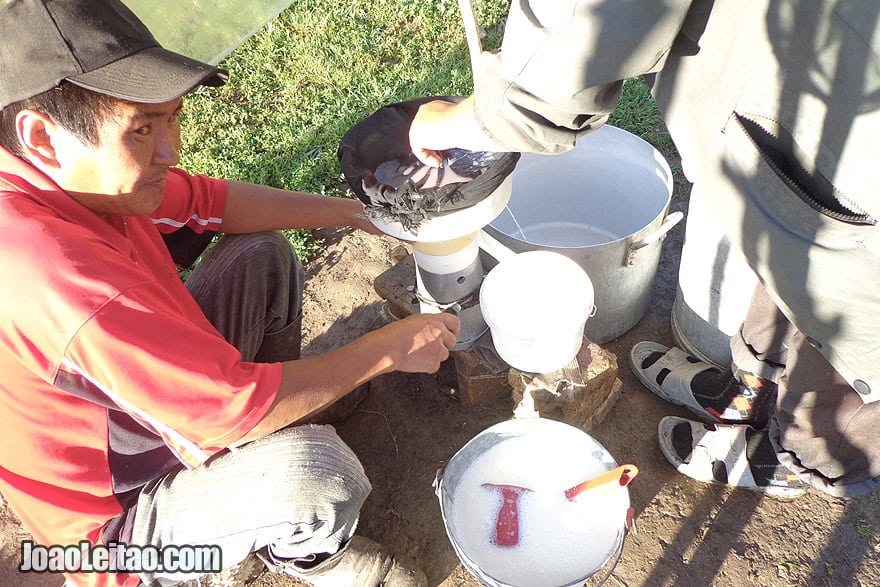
[220,179,380,235]
[410,0,693,160]
[232,312,459,445]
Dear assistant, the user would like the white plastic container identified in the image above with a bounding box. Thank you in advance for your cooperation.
[480,251,594,373]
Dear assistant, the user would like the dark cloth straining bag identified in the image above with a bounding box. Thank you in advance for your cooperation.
[338,97,520,233]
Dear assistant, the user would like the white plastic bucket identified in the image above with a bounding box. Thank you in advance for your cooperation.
[480,251,594,374]
[435,418,633,587]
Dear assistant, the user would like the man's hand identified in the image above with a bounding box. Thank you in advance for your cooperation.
[374,313,460,373]
[409,96,502,167]
[409,99,461,167]
[235,311,460,445]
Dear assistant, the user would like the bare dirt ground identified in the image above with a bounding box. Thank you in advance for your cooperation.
[3,184,880,586]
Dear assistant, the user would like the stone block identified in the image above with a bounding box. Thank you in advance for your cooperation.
[509,341,621,432]
[453,347,511,407]
[372,254,419,319]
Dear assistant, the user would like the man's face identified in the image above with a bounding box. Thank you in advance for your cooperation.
[52,98,183,217]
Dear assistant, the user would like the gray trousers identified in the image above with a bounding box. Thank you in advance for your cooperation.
[125,232,371,586]
[731,284,880,496]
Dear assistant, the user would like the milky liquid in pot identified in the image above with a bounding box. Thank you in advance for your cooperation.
[501,206,620,248]
[519,222,619,248]
[448,436,628,587]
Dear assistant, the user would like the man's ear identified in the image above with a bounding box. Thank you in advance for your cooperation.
[15,110,62,168]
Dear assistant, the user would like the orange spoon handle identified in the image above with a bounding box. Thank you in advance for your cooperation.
[564,464,639,501]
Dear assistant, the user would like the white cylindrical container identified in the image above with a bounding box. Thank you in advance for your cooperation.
[413,233,483,310]
[480,251,594,374]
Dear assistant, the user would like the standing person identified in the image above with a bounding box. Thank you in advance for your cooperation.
[410,0,880,498]
[0,1,457,585]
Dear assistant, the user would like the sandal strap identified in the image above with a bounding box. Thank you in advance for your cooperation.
[632,343,719,420]
[659,417,808,497]
[688,421,756,486]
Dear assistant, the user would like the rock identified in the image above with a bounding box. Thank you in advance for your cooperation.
[509,341,621,432]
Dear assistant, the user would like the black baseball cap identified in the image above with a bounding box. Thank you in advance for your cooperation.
[0,0,228,109]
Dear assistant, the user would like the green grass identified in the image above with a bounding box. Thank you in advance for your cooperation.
[609,77,676,154]
[178,0,675,259]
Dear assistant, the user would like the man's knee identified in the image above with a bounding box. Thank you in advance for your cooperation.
[245,425,372,503]
[186,231,304,359]
[248,231,305,306]
[221,231,301,272]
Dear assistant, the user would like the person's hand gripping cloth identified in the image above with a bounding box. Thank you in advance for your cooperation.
[338,97,520,234]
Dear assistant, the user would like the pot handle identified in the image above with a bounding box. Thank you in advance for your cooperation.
[625,211,684,267]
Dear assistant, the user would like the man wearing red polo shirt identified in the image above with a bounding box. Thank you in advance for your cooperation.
[0,1,457,585]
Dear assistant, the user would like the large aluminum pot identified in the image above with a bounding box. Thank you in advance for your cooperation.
[480,125,682,343]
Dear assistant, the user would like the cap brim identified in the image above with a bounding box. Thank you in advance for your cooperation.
[66,46,228,103]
